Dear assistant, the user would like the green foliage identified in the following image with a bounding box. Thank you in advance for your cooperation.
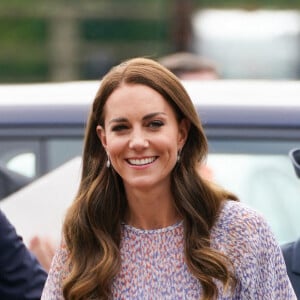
[0,60,49,83]
[81,19,169,42]
[0,18,48,82]
[0,19,47,43]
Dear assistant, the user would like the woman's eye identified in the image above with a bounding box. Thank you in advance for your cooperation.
[149,120,164,128]
[111,124,128,132]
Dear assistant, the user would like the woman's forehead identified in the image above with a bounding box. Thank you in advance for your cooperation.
[103,84,176,120]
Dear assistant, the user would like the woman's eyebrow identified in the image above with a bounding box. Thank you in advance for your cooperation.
[109,112,166,124]
[109,117,127,124]
[142,112,166,121]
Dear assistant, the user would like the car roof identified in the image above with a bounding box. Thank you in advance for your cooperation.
[0,81,97,106]
[1,79,300,105]
[1,80,300,128]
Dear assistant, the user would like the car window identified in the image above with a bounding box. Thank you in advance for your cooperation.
[46,138,83,171]
[207,139,300,244]
[0,138,83,180]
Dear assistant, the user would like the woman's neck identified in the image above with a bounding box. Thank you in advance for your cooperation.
[124,188,181,230]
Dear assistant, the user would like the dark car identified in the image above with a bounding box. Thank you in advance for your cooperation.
[1,80,300,244]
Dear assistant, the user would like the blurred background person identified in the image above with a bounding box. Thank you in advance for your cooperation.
[158,51,219,80]
[281,148,300,298]
[0,209,47,300]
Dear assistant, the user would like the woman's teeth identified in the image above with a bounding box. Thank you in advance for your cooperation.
[128,157,156,166]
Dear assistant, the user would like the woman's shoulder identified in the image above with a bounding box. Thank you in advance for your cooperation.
[211,200,276,253]
[211,201,281,280]
[211,203,297,299]
[216,200,268,232]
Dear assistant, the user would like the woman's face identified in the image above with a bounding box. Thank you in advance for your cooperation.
[97,83,189,191]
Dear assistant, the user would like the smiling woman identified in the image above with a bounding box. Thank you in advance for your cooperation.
[40,57,296,300]
[95,83,189,194]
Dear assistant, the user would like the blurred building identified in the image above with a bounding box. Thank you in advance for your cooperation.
[193,9,300,79]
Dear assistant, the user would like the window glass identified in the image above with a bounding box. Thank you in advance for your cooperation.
[206,139,300,244]
[7,153,36,178]
[47,138,83,171]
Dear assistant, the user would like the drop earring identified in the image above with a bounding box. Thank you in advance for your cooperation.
[177,149,181,162]
[106,156,111,168]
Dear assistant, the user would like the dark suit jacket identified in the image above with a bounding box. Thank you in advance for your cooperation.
[0,209,47,300]
[282,238,300,299]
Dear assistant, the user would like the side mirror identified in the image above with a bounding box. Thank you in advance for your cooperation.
[289,148,300,178]
[0,165,32,200]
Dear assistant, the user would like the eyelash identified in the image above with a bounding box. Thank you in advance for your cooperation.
[111,120,164,132]
[148,120,164,128]
[111,124,128,132]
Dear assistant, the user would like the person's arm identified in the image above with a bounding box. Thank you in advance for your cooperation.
[0,209,47,300]
[29,235,57,272]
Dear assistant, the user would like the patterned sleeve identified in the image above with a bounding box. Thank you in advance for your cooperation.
[213,201,297,300]
[41,240,69,300]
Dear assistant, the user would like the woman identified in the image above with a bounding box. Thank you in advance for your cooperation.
[42,58,296,299]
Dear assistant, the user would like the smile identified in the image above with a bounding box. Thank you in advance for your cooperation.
[127,157,157,166]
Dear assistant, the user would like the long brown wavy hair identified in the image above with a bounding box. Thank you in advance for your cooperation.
[62,57,238,299]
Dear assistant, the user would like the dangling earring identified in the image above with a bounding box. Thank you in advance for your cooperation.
[177,149,181,162]
[106,155,111,168]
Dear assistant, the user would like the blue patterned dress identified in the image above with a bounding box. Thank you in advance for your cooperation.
[41,201,297,299]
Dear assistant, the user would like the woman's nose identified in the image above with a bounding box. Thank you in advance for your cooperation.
[128,130,149,150]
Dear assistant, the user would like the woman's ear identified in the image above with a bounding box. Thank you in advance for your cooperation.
[96,125,107,149]
[178,118,190,148]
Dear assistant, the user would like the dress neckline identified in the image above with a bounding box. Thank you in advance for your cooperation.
[122,219,183,234]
